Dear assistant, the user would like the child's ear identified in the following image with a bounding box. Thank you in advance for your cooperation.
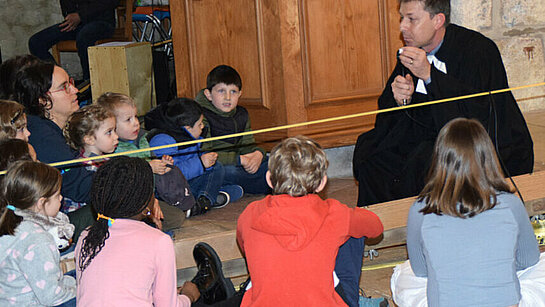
[265,171,274,189]
[315,175,328,193]
[204,89,213,101]
[35,197,47,213]
[83,134,96,146]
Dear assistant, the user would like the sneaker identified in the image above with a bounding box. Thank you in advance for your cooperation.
[186,196,211,218]
[359,296,389,307]
[214,185,244,209]
[191,242,235,304]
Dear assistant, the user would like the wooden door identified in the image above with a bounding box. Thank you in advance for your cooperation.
[170,0,403,148]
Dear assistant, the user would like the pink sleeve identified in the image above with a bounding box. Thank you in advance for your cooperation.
[348,207,384,239]
[152,235,191,307]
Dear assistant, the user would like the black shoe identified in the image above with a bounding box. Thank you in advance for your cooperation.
[186,196,211,217]
[191,242,235,304]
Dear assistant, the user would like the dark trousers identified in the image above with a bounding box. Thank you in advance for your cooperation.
[189,163,225,204]
[28,21,114,80]
[222,157,270,195]
[334,237,366,307]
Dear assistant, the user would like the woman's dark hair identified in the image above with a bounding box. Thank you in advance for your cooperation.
[418,118,512,218]
[0,161,61,236]
[0,54,40,99]
[11,61,55,118]
[0,138,33,171]
[78,156,154,272]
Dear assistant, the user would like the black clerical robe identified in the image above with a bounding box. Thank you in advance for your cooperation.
[353,24,533,206]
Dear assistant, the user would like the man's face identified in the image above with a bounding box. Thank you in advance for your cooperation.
[399,1,443,53]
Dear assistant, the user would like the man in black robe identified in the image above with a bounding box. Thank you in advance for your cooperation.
[353,0,533,207]
[336,1,534,306]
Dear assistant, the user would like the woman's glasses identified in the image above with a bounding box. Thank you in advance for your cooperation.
[49,78,75,94]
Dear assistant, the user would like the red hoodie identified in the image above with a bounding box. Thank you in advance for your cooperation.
[236,194,383,306]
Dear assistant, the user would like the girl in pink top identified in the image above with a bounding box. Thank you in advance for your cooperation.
[75,156,199,306]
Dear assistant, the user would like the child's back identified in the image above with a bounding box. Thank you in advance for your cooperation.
[236,136,383,306]
[237,194,382,306]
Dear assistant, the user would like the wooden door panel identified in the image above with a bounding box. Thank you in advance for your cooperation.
[301,0,384,104]
[188,0,262,104]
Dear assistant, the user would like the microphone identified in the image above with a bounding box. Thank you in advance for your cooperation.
[397,48,408,105]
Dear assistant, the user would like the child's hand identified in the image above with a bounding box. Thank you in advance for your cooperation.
[240,151,263,174]
[161,155,174,166]
[150,198,163,230]
[149,159,170,175]
[200,152,218,168]
[179,281,200,303]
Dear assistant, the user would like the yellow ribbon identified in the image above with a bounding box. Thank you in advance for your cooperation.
[1,81,544,175]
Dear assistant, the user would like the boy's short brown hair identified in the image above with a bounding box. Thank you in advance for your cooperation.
[96,92,135,114]
[268,136,328,197]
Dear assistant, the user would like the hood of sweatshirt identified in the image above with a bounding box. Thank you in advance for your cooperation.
[251,194,330,251]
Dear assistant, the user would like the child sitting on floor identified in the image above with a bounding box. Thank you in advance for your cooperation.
[195,65,269,195]
[236,136,384,306]
[391,118,545,307]
[0,161,76,306]
[64,104,118,171]
[96,92,187,230]
[75,156,237,306]
[146,98,243,216]
[64,104,164,230]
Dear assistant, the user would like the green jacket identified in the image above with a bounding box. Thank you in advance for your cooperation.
[195,89,266,165]
[115,130,153,161]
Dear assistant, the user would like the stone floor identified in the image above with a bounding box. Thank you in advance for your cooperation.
[181,110,545,306]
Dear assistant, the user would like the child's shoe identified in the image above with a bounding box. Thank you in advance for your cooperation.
[214,185,244,209]
[191,242,235,304]
[186,195,211,217]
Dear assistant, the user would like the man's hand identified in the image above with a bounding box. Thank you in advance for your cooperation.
[240,151,263,174]
[59,13,81,32]
[200,152,218,169]
[398,47,430,81]
[149,198,163,230]
[391,74,414,106]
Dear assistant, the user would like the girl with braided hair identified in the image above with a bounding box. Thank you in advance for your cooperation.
[75,156,200,306]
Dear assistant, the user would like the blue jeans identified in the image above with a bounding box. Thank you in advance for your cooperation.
[28,20,114,80]
[335,237,366,307]
[189,162,225,203]
[222,157,270,194]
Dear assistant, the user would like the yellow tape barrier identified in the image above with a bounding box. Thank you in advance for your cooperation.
[1,81,544,175]
[361,260,406,271]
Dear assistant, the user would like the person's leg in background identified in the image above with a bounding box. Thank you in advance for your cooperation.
[222,157,270,195]
[74,20,114,80]
[28,23,77,62]
[335,237,366,307]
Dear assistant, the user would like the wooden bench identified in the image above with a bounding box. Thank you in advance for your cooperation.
[174,171,545,282]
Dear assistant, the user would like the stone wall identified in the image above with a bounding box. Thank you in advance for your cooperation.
[451,0,545,111]
[0,0,81,78]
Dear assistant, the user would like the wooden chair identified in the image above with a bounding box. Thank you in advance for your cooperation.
[51,0,133,64]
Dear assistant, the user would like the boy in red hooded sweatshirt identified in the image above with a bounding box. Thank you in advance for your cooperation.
[236,136,384,306]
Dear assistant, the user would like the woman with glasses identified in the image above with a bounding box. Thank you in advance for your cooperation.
[11,60,94,242]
